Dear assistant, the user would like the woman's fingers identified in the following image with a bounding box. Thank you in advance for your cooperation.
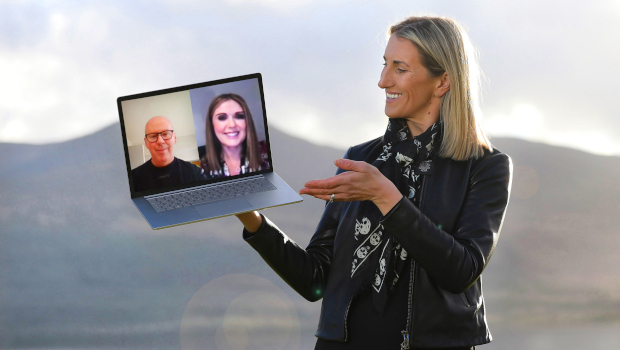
[303,171,352,189]
[299,159,385,202]
[303,176,337,189]
[302,192,352,202]
[303,179,336,189]
[299,183,349,196]
[300,188,332,195]
[304,159,374,188]
[334,158,371,172]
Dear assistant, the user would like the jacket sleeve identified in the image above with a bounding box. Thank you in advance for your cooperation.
[381,152,512,294]
[242,149,351,302]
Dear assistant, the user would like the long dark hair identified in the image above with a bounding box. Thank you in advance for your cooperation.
[202,93,261,173]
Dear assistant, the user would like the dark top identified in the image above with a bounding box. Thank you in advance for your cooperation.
[315,279,475,349]
[314,261,411,349]
[131,157,204,193]
[199,140,270,179]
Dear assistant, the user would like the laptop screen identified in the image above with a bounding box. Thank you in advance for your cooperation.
[117,73,273,198]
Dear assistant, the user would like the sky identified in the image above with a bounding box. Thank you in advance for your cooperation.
[1,0,619,156]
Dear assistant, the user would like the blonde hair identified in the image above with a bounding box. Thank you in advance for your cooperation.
[389,16,492,160]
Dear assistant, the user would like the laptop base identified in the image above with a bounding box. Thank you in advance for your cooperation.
[133,172,302,229]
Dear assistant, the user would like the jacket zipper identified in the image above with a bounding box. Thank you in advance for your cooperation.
[401,176,426,349]
[343,295,354,341]
[401,259,415,349]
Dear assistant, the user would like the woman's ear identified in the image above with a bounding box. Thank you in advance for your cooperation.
[439,72,450,93]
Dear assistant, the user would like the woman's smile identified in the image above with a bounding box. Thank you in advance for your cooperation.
[386,91,403,101]
[212,99,247,149]
[224,131,240,138]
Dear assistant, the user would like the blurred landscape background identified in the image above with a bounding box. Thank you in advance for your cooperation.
[2,0,619,348]
[2,124,620,349]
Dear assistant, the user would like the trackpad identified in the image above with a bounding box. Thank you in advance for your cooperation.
[195,197,253,217]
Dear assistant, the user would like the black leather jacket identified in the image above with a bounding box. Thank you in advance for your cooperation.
[244,136,512,348]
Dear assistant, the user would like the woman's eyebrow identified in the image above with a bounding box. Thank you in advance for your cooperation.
[383,56,410,67]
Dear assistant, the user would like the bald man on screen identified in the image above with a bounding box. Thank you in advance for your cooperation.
[131,116,204,192]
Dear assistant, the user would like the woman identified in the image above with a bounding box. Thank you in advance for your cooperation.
[200,93,269,178]
[237,16,511,349]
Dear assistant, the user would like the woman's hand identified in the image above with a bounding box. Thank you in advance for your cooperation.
[299,159,403,215]
[236,211,263,233]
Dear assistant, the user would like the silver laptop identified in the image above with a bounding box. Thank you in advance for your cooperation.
[117,73,302,229]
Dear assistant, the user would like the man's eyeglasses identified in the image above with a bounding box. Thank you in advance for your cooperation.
[145,130,174,143]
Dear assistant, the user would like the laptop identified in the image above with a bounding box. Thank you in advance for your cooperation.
[117,73,302,229]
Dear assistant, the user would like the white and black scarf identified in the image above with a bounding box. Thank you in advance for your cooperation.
[349,118,441,314]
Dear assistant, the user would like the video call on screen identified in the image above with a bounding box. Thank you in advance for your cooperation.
[120,76,270,195]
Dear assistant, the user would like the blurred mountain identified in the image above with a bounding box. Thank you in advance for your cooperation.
[1,124,620,349]
[485,138,620,327]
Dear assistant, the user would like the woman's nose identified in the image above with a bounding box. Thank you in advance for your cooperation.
[378,67,391,89]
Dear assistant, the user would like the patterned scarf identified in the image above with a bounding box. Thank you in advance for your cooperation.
[350,118,441,314]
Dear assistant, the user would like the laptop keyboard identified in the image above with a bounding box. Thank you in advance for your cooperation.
[146,176,277,212]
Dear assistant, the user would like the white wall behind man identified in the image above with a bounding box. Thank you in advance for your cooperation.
[121,90,198,167]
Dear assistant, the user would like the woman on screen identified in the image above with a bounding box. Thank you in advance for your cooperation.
[200,93,269,178]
